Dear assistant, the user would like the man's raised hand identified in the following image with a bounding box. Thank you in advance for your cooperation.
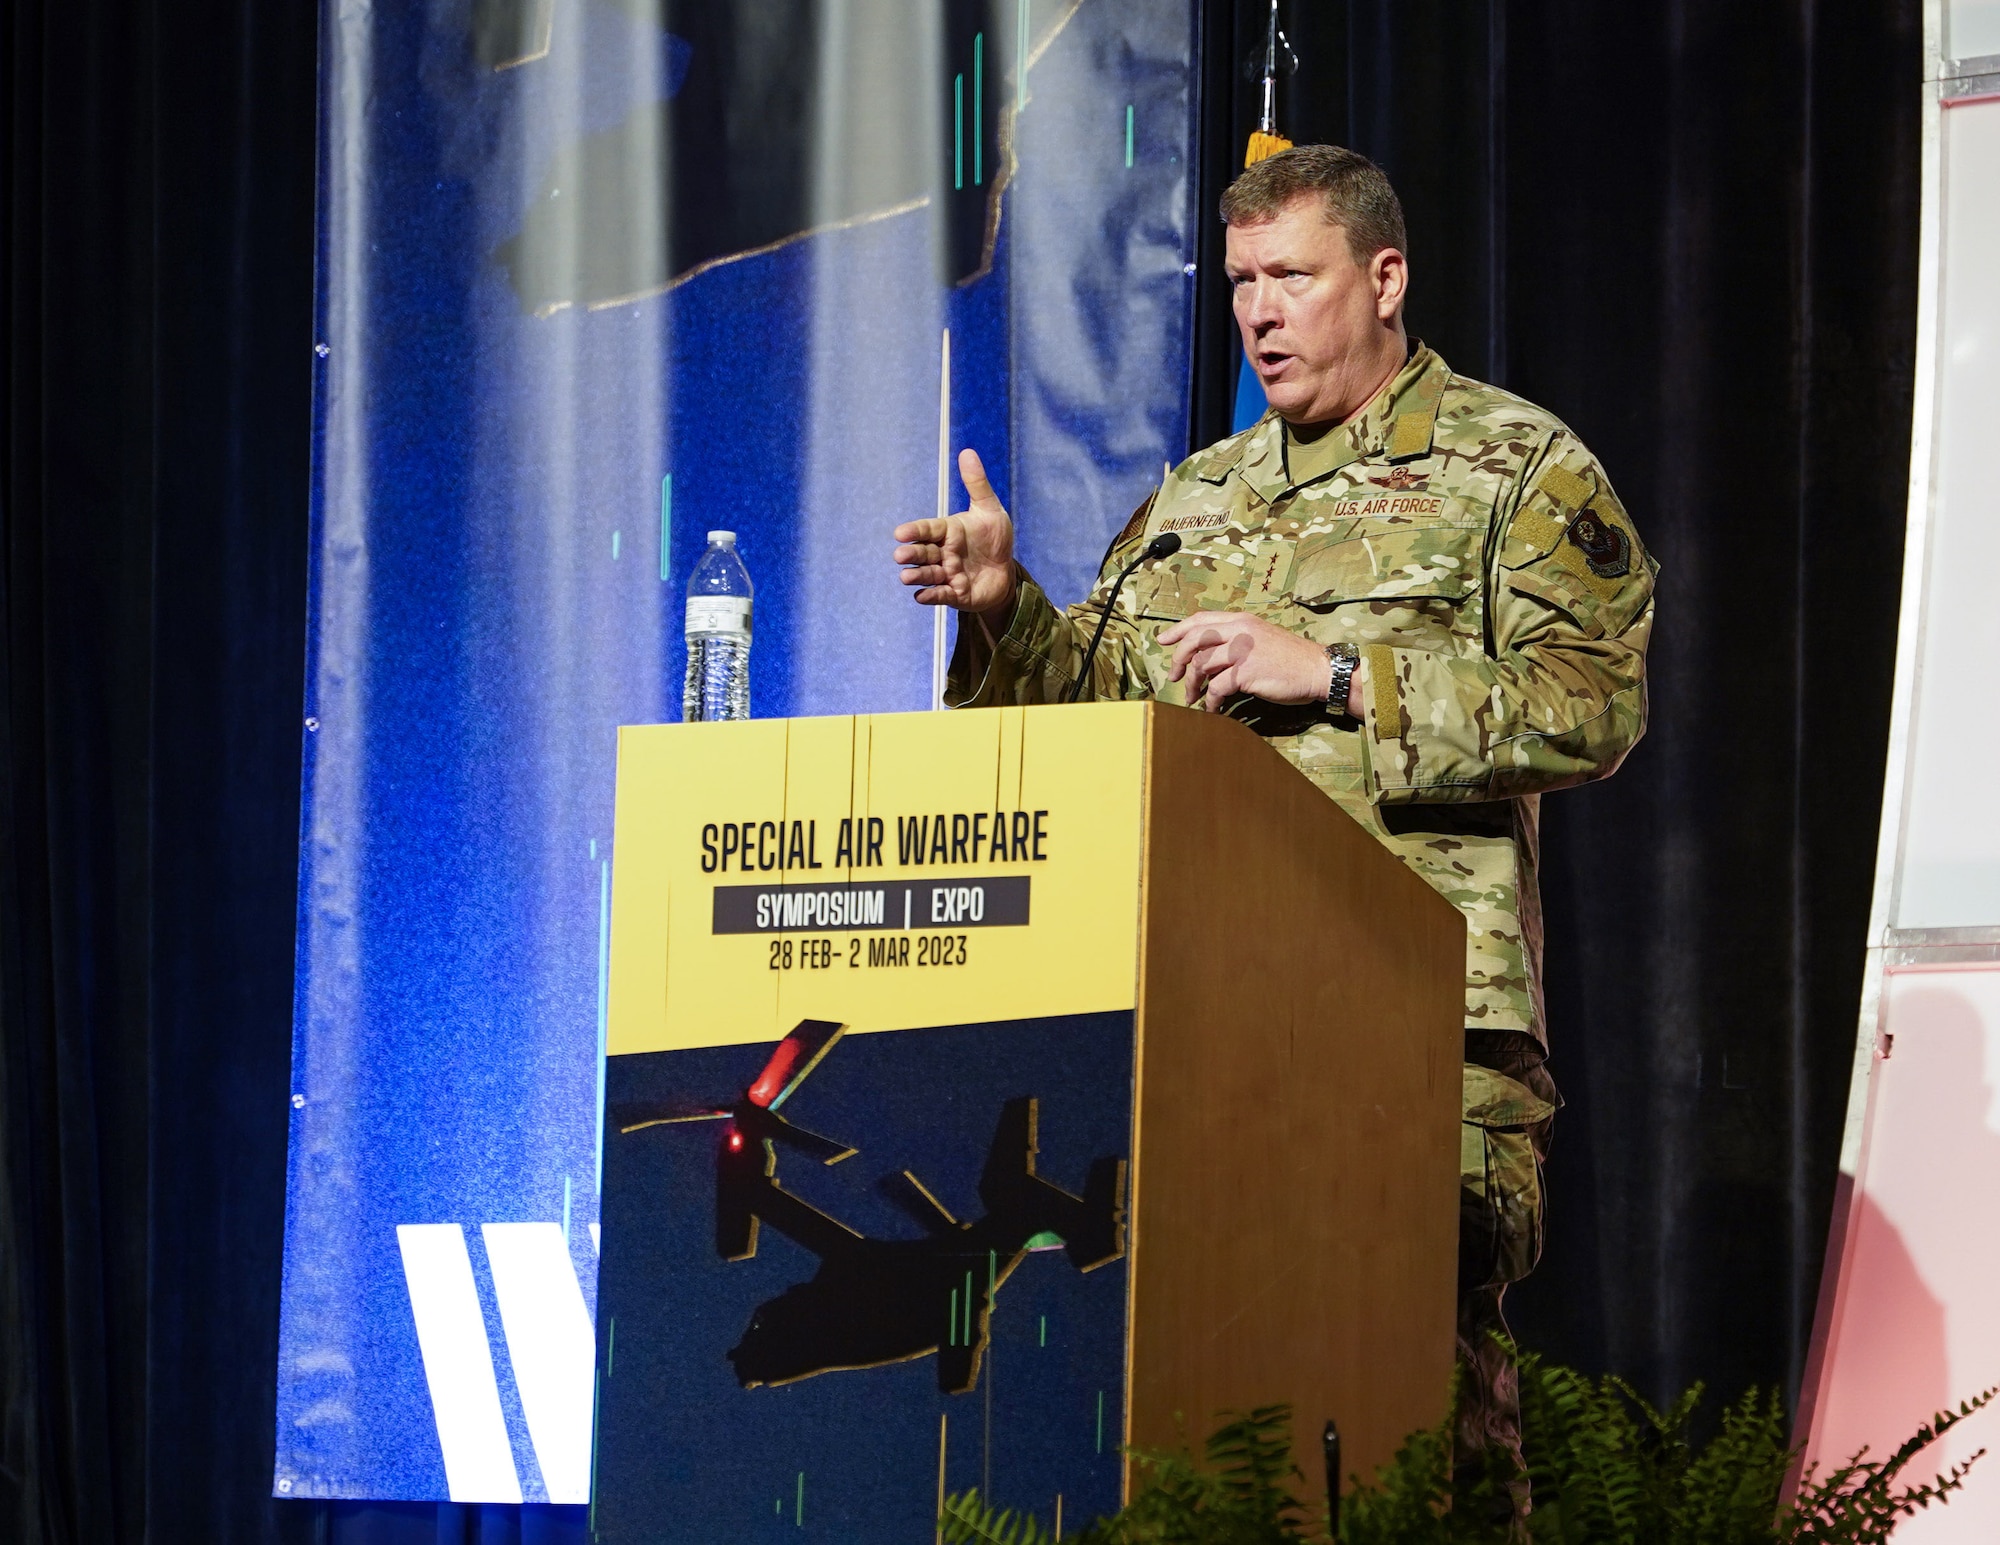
[893,448,1018,620]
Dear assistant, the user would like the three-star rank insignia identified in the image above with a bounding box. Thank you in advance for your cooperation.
[1566,506,1631,578]
[1367,466,1428,491]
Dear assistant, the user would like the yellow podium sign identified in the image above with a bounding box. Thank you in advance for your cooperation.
[595,701,1463,1538]
[607,703,1149,1055]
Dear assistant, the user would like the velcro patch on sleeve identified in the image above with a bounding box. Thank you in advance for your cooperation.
[1364,643,1403,740]
[1535,463,1593,512]
[1508,507,1566,553]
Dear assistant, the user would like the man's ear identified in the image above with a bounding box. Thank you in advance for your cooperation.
[1371,247,1409,321]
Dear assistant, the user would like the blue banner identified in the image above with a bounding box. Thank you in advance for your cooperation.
[276,0,1200,1503]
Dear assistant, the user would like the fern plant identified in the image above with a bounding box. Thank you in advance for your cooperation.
[1784,1395,1992,1544]
[941,1357,1993,1545]
[939,1491,1061,1545]
[1508,1350,1992,1545]
[942,1405,1308,1545]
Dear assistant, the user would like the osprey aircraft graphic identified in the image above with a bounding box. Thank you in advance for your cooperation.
[614,1019,1127,1393]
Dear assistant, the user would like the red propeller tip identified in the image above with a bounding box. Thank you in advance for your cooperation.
[746,1036,811,1107]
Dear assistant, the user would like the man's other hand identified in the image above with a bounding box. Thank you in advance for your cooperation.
[893,448,1018,621]
[1161,611,1361,715]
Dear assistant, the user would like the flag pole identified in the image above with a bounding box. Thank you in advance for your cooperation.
[1245,0,1294,166]
[933,328,951,711]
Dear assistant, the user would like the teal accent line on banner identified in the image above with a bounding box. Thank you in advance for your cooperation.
[1125,105,1134,167]
[1018,0,1028,110]
[588,1370,601,1534]
[595,858,610,1193]
[954,75,964,189]
[659,475,672,580]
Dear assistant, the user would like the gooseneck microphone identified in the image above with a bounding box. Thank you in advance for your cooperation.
[1065,531,1182,703]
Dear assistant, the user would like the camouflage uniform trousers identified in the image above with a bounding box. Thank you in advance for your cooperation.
[1457,1029,1559,1493]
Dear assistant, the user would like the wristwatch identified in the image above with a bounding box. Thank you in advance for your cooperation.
[1324,642,1360,718]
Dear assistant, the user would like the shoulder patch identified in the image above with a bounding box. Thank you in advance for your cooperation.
[1565,507,1631,579]
[1101,494,1154,566]
[1544,509,1638,601]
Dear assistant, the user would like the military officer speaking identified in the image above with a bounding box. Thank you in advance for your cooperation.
[889,145,1654,1486]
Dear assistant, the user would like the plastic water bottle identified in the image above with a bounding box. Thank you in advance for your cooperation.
[683,530,754,722]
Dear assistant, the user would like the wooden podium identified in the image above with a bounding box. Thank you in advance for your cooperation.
[595,702,1461,1541]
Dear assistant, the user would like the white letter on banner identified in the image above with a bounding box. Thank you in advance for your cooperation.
[481,1223,596,1504]
[396,1224,524,1503]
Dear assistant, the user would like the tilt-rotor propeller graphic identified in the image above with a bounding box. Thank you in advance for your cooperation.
[612,1018,855,1168]
[613,1017,1129,1395]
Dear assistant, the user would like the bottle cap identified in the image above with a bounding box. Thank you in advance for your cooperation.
[708,530,736,546]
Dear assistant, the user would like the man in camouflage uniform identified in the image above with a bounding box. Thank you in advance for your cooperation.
[890,146,1653,1492]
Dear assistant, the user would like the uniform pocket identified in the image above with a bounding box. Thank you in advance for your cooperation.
[1130,552,1251,621]
[1459,1065,1554,1290]
[1129,565,1192,621]
[1288,525,1484,653]
[1292,525,1483,607]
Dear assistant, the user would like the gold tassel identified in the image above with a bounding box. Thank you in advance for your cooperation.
[1244,130,1293,167]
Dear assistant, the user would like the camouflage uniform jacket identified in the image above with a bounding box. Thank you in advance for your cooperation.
[947,345,1655,1046]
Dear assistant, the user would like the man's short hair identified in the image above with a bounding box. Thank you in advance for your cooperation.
[1220,145,1408,263]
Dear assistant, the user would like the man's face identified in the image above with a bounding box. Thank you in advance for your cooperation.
[1224,196,1407,426]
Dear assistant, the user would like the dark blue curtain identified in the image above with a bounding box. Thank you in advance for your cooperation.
[0,0,1918,1541]
[0,0,588,1521]
[1195,0,1921,1413]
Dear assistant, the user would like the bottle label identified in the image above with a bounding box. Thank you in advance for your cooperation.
[685,597,752,636]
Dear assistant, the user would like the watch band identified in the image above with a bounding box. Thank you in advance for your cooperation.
[1325,642,1359,718]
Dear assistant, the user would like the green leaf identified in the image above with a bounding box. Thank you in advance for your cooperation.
[942,1489,1059,1545]
[943,1359,1992,1545]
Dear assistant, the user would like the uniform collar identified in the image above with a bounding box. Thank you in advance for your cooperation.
[1221,343,1451,509]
